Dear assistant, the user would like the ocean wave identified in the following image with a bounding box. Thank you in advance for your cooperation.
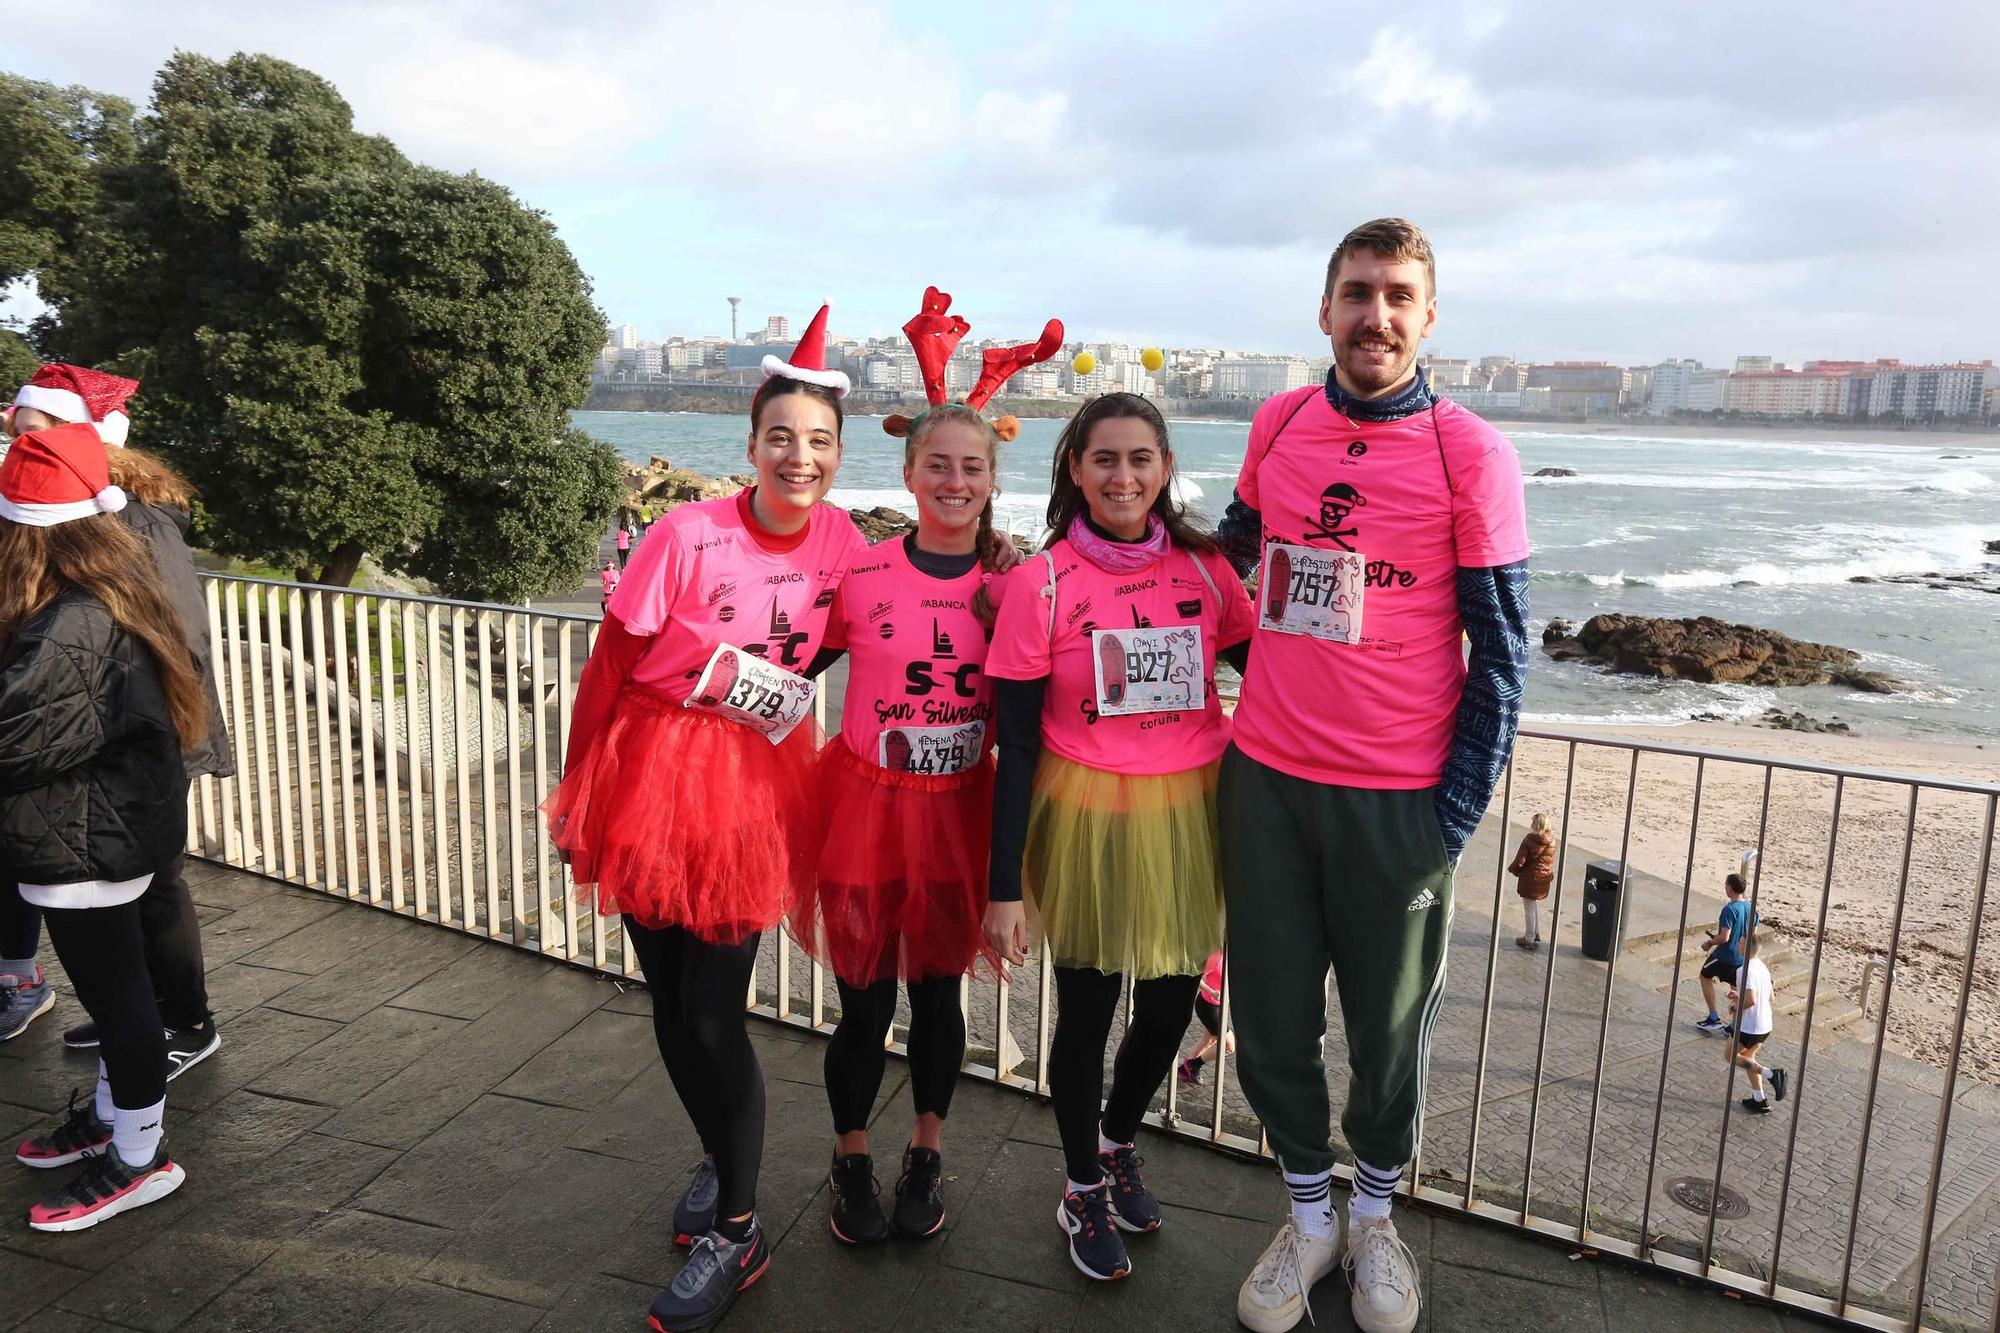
[1524,682,1775,727]
[1900,467,1991,495]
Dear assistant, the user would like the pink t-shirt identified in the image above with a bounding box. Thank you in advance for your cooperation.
[986,537,1254,776]
[825,540,1001,772]
[616,529,631,551]
[598,568,620,595]
[1232,390,1528,788]
[609,493,869,701]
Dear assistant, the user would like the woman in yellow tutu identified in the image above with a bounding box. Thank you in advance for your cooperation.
[982,392,1253,1283]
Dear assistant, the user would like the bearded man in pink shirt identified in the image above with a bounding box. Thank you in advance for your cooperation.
[1223,219,1530,1333]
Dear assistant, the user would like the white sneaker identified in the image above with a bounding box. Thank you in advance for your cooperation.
[1237,1217,1342,1332]
[1343,1216,1421,1333]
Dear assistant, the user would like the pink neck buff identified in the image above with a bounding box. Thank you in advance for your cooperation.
[1067,513,1169,574]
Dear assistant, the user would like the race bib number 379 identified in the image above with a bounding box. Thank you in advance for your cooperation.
[1092,625,1206,717]
[686,645,816,744]
[1260,542,1365,644]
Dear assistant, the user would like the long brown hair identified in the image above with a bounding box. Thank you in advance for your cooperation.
[0,516,209,751]
[1045,393,1218,555]
[105,448,195,511]
[898,404,1009,626]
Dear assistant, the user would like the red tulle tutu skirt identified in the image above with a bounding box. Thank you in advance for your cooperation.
[791,738,995,984]
[543,686,819,942]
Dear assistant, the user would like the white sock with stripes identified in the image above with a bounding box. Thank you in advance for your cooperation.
[1349,1160,1402,1225]
[1283,1168,1336,1240]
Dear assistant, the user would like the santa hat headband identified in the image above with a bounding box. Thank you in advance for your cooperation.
[884,286,1064,442]
[0,422,128,527]
[11,363,139,447]
[759,304,851,397]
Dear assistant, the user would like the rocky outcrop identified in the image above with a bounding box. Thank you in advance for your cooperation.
[619,457,749,524]
[1534,467,1579,477]
[848,506,919,543]
[1540,613,1904,690]
[1986,538,2000,555]
[1758,708,1852,734]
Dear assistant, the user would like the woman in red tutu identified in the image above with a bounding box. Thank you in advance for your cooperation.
[791,291,1062,1246]
[546,308,866,1333]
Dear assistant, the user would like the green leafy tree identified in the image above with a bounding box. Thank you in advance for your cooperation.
[24,53,618,598]
[0,329,38,391]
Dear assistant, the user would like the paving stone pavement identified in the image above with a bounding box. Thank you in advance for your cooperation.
[0,862,1867,1332]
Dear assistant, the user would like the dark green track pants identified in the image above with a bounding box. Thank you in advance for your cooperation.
[1218,743,1454,1174]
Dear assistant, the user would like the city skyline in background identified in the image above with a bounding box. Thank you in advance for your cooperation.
[591,308,1998,421]
[4,1,1995,369]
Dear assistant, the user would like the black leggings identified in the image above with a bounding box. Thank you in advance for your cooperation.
[624,918,765,1218]
[42,901,167,1111]
[2,880,39,960]
[1050,967,1202,1183]
[1,852,208,1029]
[824,974,965,1136]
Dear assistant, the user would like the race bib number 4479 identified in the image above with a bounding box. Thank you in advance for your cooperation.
[879,721,986,776]
[1092,625,1206,717]
[686,644,816,744]
[1260,542,1365,644]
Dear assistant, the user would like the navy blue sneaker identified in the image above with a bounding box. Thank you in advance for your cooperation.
[1100,1144,1161,1233]
[1057,1184,1131,1281]
[0,968,55,1043]
[672,1156,718,1248]
[647,1219,771,1332]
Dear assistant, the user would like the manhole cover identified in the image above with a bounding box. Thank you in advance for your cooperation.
[1665,1176,1751,1219]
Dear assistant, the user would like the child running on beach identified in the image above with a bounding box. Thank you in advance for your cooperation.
[1725,930,1788,1113]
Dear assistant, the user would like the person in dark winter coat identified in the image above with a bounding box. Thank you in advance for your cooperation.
[0,421,211,1231]
[1,368,231,1074]
[1506,813,1556,949]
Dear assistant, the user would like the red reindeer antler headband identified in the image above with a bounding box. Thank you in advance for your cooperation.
[885,287,1063,441]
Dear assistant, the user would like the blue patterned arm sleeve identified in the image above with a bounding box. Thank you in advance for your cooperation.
[1217,491,1263,579]
[1436,560,1530,861]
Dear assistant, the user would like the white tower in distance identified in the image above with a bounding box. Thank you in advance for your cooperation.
[727,297,741,341]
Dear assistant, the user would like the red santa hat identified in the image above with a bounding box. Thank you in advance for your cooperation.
[11,363,139,446]
[0,422,128,527]
[759,304,850,397]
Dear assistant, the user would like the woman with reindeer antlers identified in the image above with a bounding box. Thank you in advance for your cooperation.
[791,288,1062,1248]
[981,390,1255,1283]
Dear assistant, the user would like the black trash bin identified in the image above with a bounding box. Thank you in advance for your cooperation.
[1581,859,1625,961]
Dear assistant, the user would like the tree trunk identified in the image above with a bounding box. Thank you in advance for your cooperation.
[316,543,366,588]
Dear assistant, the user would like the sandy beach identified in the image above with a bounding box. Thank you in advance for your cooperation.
[1504,719,2000,1081]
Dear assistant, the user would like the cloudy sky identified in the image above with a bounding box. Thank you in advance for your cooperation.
[6,0,1995,367]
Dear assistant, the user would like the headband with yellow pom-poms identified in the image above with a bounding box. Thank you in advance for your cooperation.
[882,286,1063,444]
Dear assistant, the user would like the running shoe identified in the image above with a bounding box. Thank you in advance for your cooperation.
[891,1147,946,1239]
[1238,1217,1342,1333]
[1344,1216,1421,1333]
[1099,1143,1161,1233]
[163,1021,221,1081]
[1770,1068,1788,1102]
[27,1143,185,1232]
[0,970,54,1042]
[1056,1184,1130,1281]
[646,1219,770,1332]
[62,1019,100,1050]
[1176,1056,1202,1086]
[827,1152,889,1245]
[1694,1016,1728,1036]
[672,1156,719,1248]
[1741,1096,1772,1114]
[16,1091,112,1169]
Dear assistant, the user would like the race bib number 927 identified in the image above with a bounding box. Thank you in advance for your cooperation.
[685,645,816,744]
[1092,625,1205,717]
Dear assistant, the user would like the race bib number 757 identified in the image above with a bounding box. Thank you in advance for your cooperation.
[685,644,816,744]
[1260,542,1365,644]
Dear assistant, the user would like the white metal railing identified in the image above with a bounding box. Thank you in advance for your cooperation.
[189,573,2000,1333]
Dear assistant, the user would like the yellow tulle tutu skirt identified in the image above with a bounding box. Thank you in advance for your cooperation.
[1023,752,1223,979]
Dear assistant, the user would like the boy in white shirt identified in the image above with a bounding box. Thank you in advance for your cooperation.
[1727,930,1788,1113]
